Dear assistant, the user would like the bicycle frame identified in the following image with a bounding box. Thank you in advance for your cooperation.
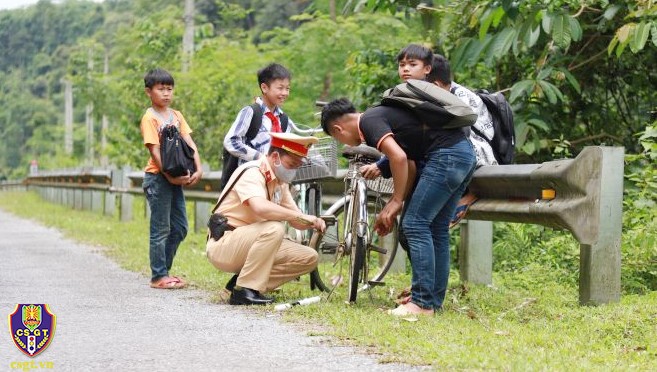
[342,168,368,255]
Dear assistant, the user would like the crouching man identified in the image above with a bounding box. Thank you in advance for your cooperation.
[207,132,326,305]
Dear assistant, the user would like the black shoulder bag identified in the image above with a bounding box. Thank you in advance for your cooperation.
[159,111,196,177]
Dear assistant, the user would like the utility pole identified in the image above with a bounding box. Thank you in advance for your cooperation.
[63,79,73,155]
[100,48,109,167]
[85,48,94,165]
[182,0,194,73]
[320,0,336,101]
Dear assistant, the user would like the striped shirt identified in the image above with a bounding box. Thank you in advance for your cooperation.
[223,97,293,165]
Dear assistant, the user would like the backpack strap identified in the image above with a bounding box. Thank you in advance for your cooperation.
[212,165,271,214]
[246,102,289,136]
[245,103,264,142]
[211,165,257,214]
[280,113,289,132]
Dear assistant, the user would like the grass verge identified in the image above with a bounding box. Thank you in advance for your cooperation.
[1,191,656,370]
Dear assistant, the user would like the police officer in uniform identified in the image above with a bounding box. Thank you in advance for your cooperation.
[206,132,326,305]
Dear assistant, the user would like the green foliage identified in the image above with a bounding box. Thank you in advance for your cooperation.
[492,223,580,288]
[0,0,656,172]
[607,2,657,56]
[622,123,657,293]
[344,48,401,108]
[347,0,657,161]
[268,12,417,121]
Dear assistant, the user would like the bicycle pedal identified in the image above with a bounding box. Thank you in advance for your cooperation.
[319,242,338,255]
[369,245,387,255]
[367,280,385,287]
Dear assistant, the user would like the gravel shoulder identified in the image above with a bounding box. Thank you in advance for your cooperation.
[0,209,424,371]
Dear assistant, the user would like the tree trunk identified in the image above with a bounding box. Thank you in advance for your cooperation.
[330,0,336,21]
[100,48,109,167]
[85,49,94,165]
[86,103,94,165]
[182,0,195,73]
[63,79,73,156]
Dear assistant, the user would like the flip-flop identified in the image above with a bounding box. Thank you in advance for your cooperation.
[150,276,185,289]
[449,194,478,229]
[170,276,187,287]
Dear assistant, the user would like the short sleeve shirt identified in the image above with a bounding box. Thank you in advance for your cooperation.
[216,157,297,227]
[140,108,192,173]
[359,105,466,159]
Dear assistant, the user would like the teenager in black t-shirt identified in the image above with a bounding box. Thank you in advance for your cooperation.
[321,98,476,316]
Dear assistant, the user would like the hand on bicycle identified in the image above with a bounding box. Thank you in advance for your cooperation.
[294,214,326,233]
[313,216,327,233]
[374,198,402,236]
[359,163,381,180]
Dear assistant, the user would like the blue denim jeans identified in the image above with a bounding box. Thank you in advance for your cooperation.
[143,172,188,281]
[401,139,476,310]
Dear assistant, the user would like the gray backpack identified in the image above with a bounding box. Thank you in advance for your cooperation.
[381,79,477,129]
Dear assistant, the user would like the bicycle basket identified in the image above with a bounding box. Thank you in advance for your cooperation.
[366,177,394,195]
[292,137,338,182]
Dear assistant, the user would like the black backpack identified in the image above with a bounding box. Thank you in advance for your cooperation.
[160,124,196,177]
[474,89,515,164]
[220,103,288,188]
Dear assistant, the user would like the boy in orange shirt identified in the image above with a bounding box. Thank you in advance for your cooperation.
[140,68,203,289]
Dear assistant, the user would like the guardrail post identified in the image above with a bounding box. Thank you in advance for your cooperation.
[105,167,118,217]
[91,190,103,213]
[52,187,59,205]
[458,220,493,285]
[194,201,210,234]
[65,188,73,208]
[193,164,212,233]
[74,188,83,210]
[82,188,92,211]
[579,147,623,305]
[119,166,133,222]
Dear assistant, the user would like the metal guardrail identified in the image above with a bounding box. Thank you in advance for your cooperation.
[458,146,624,305]
[13,146,624,305]
[0,180,26,191]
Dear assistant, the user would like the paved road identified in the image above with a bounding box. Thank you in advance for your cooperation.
[0,210,422,371]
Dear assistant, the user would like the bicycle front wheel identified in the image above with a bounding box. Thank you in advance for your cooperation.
[348,236,365,302]
[308,195,399,294]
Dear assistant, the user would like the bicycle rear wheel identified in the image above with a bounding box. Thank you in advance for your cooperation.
[308,195,399,294]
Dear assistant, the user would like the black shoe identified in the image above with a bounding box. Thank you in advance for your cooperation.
[225,274,238,292]
[229,287,274,306]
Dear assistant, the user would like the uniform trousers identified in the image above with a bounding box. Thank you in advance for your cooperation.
[206,221,318,293]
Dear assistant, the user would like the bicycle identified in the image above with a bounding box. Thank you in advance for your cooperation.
[308,144,399,302]
[288,134,337,243]
[286,120,336,233]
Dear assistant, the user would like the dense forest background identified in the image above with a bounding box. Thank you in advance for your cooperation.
[0,0,655,179]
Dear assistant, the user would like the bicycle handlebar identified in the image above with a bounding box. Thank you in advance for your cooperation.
[288,121,324,135]
[288,100,328,135]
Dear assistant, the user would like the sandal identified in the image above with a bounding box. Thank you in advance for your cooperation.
[170,276,187,287]
[395,287,412,305]
[150,276,186,289]
[449,193,478,229]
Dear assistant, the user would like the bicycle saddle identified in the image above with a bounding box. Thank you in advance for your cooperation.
[341,145,383,162]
